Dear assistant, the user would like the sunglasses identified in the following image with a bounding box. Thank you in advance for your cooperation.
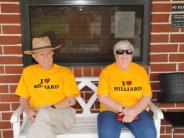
[115,49,133,55]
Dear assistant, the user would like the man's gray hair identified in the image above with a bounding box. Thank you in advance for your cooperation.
[113,40,135,53]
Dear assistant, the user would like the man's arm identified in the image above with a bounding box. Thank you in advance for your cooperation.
[19,97,36,122]
[53,95,76,109]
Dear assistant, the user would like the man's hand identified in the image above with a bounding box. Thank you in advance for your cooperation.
[27,109,37,122]
[20,97,37,122]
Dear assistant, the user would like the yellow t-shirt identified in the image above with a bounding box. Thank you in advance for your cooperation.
[97,62,152,112]
[16,64,80,108]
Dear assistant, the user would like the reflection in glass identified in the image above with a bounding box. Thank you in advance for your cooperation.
[29,5,144,64]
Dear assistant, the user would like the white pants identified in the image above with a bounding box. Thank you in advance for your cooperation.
[27,107,76,138]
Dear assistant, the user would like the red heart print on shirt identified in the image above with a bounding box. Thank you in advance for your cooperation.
[44,78,50,83]
[126,81,132,85]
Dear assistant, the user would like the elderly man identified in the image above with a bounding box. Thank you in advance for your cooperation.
[15,36,80,138]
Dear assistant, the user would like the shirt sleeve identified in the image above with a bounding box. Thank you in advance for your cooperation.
[141,68,152,96]
[97,70,109,96]
[15,69,29,97]
[63,70,80,97]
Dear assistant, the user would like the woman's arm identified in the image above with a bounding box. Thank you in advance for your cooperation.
[98,94,124,113]
[132,95,152,114]
[122,95,152,123]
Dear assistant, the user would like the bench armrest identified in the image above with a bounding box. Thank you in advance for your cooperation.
[10,106,28,138]
[148,101,164,138]
[10,106,23,123]
[149,102,164,119]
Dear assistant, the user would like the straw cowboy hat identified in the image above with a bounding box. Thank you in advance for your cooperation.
[24,36,61,55]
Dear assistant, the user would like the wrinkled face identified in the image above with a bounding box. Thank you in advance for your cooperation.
[114,49,133,65]
[32,50,54,69]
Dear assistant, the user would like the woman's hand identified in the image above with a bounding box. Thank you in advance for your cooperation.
[122,107,138,119]
[122,115,135,123]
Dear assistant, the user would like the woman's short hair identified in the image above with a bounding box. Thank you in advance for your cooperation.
[113,40,135,54]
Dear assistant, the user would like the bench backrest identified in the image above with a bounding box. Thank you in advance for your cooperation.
[75,66,151,117]
[75,77,99,117]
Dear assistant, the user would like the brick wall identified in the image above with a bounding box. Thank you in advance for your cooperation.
[0,0,184,137]
[151,0,184,137]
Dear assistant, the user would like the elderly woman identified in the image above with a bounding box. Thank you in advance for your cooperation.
[97,40,156,138]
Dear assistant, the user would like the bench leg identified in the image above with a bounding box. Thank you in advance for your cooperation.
[171,128,174,138]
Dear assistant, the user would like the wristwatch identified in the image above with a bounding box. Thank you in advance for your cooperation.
[121,106,125,112]
[50,105,56,109]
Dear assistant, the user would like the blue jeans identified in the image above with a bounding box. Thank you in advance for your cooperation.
[97,111,156,138]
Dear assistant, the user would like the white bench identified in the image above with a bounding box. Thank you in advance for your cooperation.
[11,77,164,138]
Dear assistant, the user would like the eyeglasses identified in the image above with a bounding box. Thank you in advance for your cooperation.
[115,49,133,55]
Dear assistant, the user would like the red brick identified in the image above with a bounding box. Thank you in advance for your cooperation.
[162,119,169,125]
[2,130,13,138]
[176,103,184,108]
[0,85,8,93]
[2,25,21,34]
[3,46,22,54]
[167,109,184,112]
[5,66,23,74]
[73,67,82,77]
[179,44,184,52]
[169,54,184,62]
[0,57,22,64]
[0,46,2,54]
[93,66,102,76]
[170,34,184,43]
[11,103,20,110]
[0,0,19,1]
[150,73,160,81]
[150,44,178,53]
[151,14,170,23]
[152,0,170,1]
[151,82,160,91]
[160,135,172,138]
[152,92,158,100]
[0,94,19,102]
[150,54,168,62]
[165,125,173,133]
[179,63,184,71]
[152,3,171,12]
[0,104,10,111]
[0,75,20,83]
[83,66,92,76]
[0,36,21,45]
[10,85,17,93]
[151,34,168,43]
[150,64,176,72]
[1,4,20,13]
[2,112,12,120]
[151,24,178,33]
[0,66,4,74]
[0,15,20,23]
[160,125,165,134]
[0,122,11,129]
[158,103,175,108]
